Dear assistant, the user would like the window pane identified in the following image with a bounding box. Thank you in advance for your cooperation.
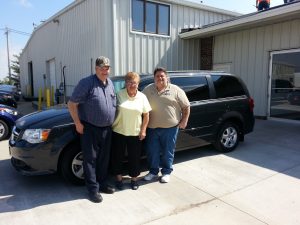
[170,77,209,101]
[212,75,245,98]
[139,79,153,91]
[132,0,144,31]
[270,51,300,120]
[113,80,125,93]
[170,77,202,86]
[158,5,169,35]
[146,2,156,33]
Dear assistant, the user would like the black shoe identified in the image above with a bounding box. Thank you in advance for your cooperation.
[131,180,139,190]
[99,185,115,194]
[88,192,103,203]
[115,180,124,190]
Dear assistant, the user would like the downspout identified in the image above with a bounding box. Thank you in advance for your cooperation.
[112,0,118,76]
[62,65,66,103]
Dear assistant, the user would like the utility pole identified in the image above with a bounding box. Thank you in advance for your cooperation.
[0,27,30,83]
[5,27,12,84]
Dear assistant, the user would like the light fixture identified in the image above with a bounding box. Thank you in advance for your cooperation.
[53,18,59,24]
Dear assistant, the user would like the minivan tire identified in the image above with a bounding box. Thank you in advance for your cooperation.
[60,143,85,185]
[0,120,9,141]
[214,122,240,152]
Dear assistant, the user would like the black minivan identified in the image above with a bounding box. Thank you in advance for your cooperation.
[9,71,255,184]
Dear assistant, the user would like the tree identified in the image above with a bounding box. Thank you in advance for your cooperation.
[0,77,10,84]
[0,53,21,85]
[9,54,20,87]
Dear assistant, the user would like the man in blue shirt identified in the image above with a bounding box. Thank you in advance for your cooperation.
[68,56,116,203]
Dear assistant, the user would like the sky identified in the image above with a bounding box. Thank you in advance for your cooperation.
[0,0,285,80]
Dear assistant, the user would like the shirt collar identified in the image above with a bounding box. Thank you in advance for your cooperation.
[94,74,109,87]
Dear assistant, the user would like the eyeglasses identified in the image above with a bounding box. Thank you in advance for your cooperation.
[126,81,138,86]
[97,66,110,70]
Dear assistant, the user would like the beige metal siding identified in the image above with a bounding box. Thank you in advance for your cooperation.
[213,19,300,117]
[20,22,60,96]
[113,0,233,75]
[20,0,234,97]
[20,0,114,96]
[55,0,114,95]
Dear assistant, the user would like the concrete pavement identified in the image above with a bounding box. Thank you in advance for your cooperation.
[16,100,37,115]
[0,118,300,225]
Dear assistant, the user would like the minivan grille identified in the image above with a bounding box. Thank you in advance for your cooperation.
[10,126,20,142]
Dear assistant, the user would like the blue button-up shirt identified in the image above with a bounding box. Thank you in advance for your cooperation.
[70,74,116,127]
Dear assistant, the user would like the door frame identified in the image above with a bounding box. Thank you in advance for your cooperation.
[28,61,34,97]
[268,48,300,118]
[46,58,56,89]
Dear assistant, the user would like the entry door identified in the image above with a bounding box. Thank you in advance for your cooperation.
[269,49,300,120]
[46,59,56,89]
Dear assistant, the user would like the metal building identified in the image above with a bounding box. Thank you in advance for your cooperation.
[19,0,238,99]
[180,2,300,120]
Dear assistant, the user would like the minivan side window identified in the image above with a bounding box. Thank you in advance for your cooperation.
[113,80,126,93]
[139,79,153,91]
[170,76,209,101]
[211,75,245,98]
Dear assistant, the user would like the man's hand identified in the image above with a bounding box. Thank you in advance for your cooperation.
[178,120,188,129]
[67,101,83,134]
[75,122,84,134]
[179,106,190,129]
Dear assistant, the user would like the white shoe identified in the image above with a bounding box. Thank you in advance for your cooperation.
[160,174,170,183]
[143,173,158,181]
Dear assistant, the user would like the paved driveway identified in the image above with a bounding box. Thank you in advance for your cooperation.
[0,119,300,225]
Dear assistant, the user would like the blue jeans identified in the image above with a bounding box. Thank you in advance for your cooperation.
[145,126,179,175]
[258,1,269,10]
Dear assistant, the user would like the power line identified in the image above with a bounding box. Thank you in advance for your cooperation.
[0,27,31,83]
[0,27,31,36]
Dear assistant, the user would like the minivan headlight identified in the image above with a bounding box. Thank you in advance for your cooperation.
[22,129,51,143]
[0,108,18,116]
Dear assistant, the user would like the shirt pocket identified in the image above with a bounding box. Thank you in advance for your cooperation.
[111,94,117,107]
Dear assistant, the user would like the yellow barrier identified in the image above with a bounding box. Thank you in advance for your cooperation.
[37,86,55,109]
[46,89,50,108]
[38,88,42,110]
[26,85,32,97]
[51,86,54,106]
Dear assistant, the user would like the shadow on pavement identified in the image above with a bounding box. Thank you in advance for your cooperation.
[225,119,300,179]
[0,158,85,213]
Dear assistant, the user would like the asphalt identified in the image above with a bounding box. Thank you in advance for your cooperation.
[0,102,300,225]
[17,100,38,115]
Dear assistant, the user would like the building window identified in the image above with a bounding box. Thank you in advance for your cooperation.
[132,0,170,35]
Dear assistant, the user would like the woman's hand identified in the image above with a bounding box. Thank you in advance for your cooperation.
[139,131,146,140]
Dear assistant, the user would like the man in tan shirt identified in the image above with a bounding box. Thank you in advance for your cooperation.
[143,67,190,183]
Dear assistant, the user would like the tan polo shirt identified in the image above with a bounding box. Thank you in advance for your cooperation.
[143,83,190,129]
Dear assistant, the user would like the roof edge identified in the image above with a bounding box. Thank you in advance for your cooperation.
[21,0,86,56]
[163,0,242,16]
[179,2,300,39]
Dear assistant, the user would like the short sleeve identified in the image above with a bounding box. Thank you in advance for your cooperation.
[176,86,190,109]
[69,78,90,103]
[142,93,152,113]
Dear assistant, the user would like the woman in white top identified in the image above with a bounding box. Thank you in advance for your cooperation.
[111,72,152,190]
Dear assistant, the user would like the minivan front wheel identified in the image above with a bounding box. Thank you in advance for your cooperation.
[60,143,85,185]
[214,122,240,152]
[0,120,9,141]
